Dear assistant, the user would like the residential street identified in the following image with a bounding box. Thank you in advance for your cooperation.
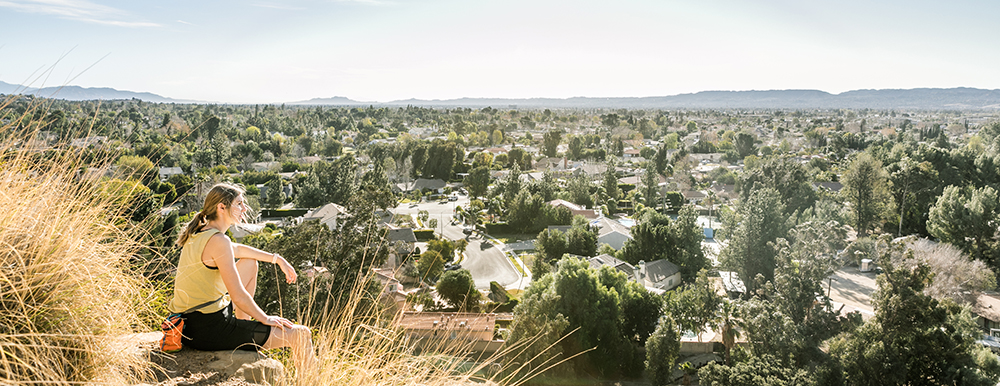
[392,195,524,291]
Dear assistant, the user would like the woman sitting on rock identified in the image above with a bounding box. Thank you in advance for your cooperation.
[169,183,316,371]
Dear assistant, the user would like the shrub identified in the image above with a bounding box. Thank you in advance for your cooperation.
[0,101,152,383]
[413,229,437,241]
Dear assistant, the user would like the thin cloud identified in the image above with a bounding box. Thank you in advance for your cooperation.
[251,2,305,10]
[0,0,160,27]
[330,0,393,6]
[176,19,192,25]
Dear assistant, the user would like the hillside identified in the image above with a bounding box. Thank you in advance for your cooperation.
[0,81,189,103]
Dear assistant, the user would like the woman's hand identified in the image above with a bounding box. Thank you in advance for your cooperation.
[275,254,297,284]
[263,315,295,330]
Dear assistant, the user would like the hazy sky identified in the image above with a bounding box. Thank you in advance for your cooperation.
[1,0,998,103]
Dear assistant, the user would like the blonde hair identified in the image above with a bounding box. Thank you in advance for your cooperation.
[176,183,245,246]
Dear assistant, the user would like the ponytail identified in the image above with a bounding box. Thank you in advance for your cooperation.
[176,211,207,247]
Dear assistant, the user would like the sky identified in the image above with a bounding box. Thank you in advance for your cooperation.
[1,0,999,104]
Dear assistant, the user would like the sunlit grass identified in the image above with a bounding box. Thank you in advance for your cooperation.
[0,96,154,384]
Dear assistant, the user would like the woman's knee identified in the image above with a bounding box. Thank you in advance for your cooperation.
[236,258,259,278]
[289,325,311,346]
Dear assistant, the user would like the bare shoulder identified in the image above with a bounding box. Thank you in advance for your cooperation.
[204,232,234,259]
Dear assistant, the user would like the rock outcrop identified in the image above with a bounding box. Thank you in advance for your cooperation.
[129,332,285,386]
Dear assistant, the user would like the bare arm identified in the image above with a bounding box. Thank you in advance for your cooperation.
[232,242,297,284]
[205,234,293,328]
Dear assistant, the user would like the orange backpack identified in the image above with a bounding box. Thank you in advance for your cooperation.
[158,296,223,353]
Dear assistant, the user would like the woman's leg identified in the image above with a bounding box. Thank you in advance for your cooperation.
[263,324,318,374]
[234,258,259,320]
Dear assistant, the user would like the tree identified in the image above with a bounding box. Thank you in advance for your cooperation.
[509,258,654,377]
[535,228,567,263]
[830,237,1000,386]
[720,186,788,294]
[543,129,562,157]
[565,226,598,257]
[264,178,285,208]
[927,185,1000,270]
[247,215,388,325]
[601,157,621,214]
[417,250,445,283]
[507,191,546,233]
[733,131,756,159]
[895,237,996,305]
[436,269,482,311]
[463,166,491,198]
[620,206,707,281]
[640,167,660,208]
[887,155,938,236]
[842,153,891,237]
[115,155,156,183]
[645,315,680,386]
[737,157,816,217]
[566,173,594,208]
[664,269,721,342]
[568,135,584,160]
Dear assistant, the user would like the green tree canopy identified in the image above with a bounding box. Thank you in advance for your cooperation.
[436,269,482,311]
[841,152,891,237]
[620,206,706,281]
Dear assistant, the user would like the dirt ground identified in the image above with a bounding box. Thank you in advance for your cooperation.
[827,266,878,318]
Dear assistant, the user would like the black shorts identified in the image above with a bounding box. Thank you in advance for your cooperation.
[182,302,271,351]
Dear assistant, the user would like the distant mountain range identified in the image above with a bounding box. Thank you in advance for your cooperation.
[3,80,1000,109]
[295,88,1000,110]
[0,81,189,103]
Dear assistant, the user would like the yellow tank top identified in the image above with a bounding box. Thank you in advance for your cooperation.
[168,228,231,314]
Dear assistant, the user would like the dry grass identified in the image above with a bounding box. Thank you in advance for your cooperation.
[0,97,154,383]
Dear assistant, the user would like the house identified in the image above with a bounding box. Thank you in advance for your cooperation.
[537,157,570,171]
[974,293,1000,334]
[158,166,184,181]
[635,259,681,291]
[710,183,737,201]
[69,136,107,148]
[250,161,280,172]
[396,178,447,193]
[593,217,633,250]
[587,254,636,280]
[682,190,707,204]
[623,148,642,158]
[690,153,724,163]
[812,182,844,193]
[385,227,418,268]
[719,271,746,298]
[397,312,504,355]
[302,203,348,230]
[373,268,408,309]
[257,182,294,202]
[547,199,601,220]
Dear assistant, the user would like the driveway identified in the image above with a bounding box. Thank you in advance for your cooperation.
[392,195,522,290]
[827,266,877,318]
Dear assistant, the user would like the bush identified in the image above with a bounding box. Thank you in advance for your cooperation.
[413,229,437,241]
[0,120,152,382]
[484,222,514,235]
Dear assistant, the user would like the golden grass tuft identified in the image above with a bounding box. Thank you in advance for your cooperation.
[0,97,153,384]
